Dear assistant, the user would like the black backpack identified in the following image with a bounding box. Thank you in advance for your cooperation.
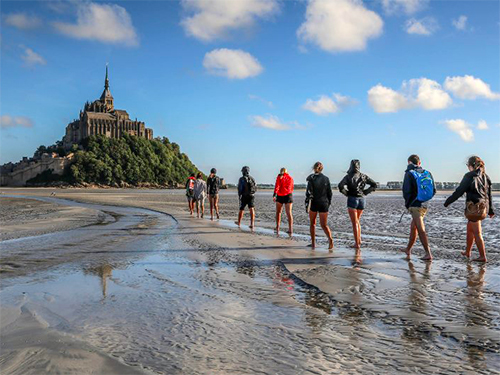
[242,176,257,196]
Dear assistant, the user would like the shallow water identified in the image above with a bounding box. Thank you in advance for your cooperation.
[1,196,499,374]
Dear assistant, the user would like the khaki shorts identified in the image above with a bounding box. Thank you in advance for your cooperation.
[409,206,428,218]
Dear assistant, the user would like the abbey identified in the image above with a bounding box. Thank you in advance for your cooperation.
[63,66,153,149]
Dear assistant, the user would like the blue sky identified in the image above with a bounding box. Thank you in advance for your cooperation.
[1,0,499,184]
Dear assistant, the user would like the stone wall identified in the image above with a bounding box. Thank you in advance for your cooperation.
[0,153,73,187]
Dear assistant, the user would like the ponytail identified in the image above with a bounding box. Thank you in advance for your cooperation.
[467,156,485,172]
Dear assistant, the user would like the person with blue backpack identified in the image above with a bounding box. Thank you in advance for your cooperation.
[236,166,257,229]
[401,154,436,261]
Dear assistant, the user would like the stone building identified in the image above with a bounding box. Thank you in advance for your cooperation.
[63,66,153,149]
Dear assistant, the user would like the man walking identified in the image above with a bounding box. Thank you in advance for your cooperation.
[402,154,436,261]
[236,166,257,229]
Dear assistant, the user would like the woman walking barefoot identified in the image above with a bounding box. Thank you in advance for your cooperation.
[193,172,207,219]
[338,160,377,249]
[444,156,494,262]
[273,167,294,236]
[305,162,334,250]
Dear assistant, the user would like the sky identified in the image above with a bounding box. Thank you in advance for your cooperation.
[1,0,499,184]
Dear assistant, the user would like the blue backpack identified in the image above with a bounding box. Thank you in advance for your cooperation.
[409,169,434,202]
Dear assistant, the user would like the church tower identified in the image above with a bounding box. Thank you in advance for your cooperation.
[100,64,114,111]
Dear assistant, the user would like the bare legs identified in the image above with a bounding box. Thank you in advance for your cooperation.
[188,198,194,216]
[309,211,333,250]
[209,195,219,220]
[195,199,204,218]
[275,202,293,235]
[462,220,487,262]
[236,207,255,229]
[348,208,363,249]
[402,210,432,261]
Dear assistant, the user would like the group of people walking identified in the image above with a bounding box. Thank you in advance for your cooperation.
[186,154,495,263]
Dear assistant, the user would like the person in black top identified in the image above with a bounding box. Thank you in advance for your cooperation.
[305,162,334,250]
[236,166,257,229]
[206,168,221,221]
[338,159,377,250]
[444,156,495,262]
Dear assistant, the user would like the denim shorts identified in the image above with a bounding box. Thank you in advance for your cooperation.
[347,196,365,210]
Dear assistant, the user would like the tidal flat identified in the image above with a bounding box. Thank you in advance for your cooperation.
[0,188,499,374]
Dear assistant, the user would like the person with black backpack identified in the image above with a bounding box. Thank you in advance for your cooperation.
[207,168,221,221]
[401,154,436,261]
[444,156,494,262]
[236,166,257,229]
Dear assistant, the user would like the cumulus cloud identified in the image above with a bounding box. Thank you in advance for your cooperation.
[251,115,290,131]
[297,0,383,53]
[203,49,263,79]
[477,120,489,130]
[4,13,42,30]
[20,46,46,66]
[381,0,428,15]
[368,78,452,113]
[452,15,468,31]
[405,17,438,35]
[444,75,500,100]
[181,0,279,42]
[442,119,474,142]
[0,115,34,129]
[53,2,138,46]
[303,93,357,115]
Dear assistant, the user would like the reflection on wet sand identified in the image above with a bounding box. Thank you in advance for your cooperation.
[464,264,491,368]
[84,264,114,298]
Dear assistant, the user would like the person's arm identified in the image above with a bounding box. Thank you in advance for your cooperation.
[326,177,332,205]
[338,175,348,196]
[402,172,412,209]
[273,176,279,198]
[487,175,494,216]
[444,174,471,207]
[290,176,294,193]
[363,175,378,195]
[305,177,312,209]
[238,177,244,196]
[430,171,437,197]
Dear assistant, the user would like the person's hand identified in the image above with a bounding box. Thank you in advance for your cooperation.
[273,197,276,203]
[443,202,448,207]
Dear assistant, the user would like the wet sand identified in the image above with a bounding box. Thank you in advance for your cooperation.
[0,188,499,374]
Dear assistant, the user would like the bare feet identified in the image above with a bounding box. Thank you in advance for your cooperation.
[216,213,220,219]
[472,257,487,263]
[401,248,411,260]
[308,243,315,249]
[420,255,433,261]
[287,230,293,237]
[461,251,471,258]
[234,221,241,227]
[350,243,360,249]
[328,239,334,251]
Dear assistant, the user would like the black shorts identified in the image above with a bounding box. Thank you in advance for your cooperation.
[239,195,255,210]
[310,201,329,213]
[276,194,293,204]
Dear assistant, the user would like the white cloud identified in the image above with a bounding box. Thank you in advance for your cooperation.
[248,94,273,108]
[251,115,290,131]
[442,119,474,142]
[368,78,452,113]
[180,0,279,42]
[0,115,34,129]
[297,0,383,53]
[4,13,42,30]
[381,0,428,15]
[477,120,489,130]
[452,15,468,31]
[444,75,500,100]
[368,84,410,113]
[20,46,46,66]
[53,2,138,46]
[405,17,438,35]
[203,49,263,79]
[303,93,356,115]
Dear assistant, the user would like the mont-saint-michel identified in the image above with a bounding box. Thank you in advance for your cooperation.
[0,67,198,188]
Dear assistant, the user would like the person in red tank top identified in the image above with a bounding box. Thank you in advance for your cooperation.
[273,167,294,236]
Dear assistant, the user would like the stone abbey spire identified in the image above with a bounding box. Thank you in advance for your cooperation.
[100,64,114,110]
[63,65,153,149]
